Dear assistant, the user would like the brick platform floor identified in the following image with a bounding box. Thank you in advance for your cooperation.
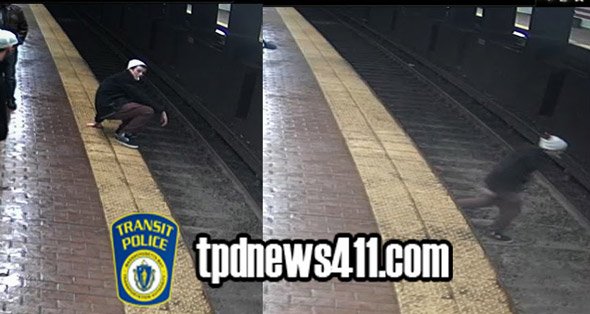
[263,8,400,314]
[0,5,124,314]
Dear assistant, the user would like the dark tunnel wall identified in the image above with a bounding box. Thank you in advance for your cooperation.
[57,3,262,177]
[337,6,590,188]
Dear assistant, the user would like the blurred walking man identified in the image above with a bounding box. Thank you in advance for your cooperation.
[456,133,568,242]
[0,29,17,141]
[0,3,28,110]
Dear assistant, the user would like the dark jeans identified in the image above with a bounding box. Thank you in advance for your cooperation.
[109,102,154,134]
[0,103,7,141]
[3,48,17,102]
[457,187,522,232]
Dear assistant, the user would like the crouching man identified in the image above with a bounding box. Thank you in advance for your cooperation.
[87,59,168,149]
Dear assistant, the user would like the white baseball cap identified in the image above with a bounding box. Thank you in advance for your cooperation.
[0,30,17,49]
[127,59,147,70]
[538,134,568,151]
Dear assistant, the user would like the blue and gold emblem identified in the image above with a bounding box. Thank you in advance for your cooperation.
[110,213,179,306]
[134,261,156,292]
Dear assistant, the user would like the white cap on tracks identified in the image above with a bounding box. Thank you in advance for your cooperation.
[538,134,568,151]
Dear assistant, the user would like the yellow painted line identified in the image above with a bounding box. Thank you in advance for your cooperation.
[277,7,513,314]
[29,4,212,313]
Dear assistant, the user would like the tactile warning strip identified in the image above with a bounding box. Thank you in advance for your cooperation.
[29,4,212,313]
[277,7,513,314]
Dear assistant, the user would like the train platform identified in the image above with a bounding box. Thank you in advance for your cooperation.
[263,6,590,314]
[2,4,590,314]
[1,4,260,314]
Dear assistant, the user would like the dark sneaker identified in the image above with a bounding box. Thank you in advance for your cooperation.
[114,132,139,149]
[488,231,512,242]
[115,126,138,139]
[6,100,16,110]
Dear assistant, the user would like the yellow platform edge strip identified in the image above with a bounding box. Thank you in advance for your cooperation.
[277,7,513,314]
[29,4,212,313]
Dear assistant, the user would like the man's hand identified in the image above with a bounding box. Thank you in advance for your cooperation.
[160,111,168,127]
[86,122,103,129]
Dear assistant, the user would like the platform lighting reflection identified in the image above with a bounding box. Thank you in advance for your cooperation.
[215,24,266,47]
[476,7,483,17]
[512,30,527,38]
[216,28,226,36]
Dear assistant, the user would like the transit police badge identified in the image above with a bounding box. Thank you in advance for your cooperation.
[110,213,179,306]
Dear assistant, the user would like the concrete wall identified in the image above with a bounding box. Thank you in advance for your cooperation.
[518,6,590,30]
[517,7,533,14]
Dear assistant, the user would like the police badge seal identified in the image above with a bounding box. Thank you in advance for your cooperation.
[110,213,179,306]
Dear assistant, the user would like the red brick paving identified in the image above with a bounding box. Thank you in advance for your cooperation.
[0,6,124,314]
[263,8,400,314]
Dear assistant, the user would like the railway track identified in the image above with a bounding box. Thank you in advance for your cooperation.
[45,5,262,210]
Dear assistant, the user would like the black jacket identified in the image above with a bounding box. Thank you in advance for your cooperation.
[94,70,165,123]
[485,147,546,193]
[0,4,28,45]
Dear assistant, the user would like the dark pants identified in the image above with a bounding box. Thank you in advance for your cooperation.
[457,187,522,232]
[0,103,7,141]
[109,102,154,134]
[0,80,8,140]
[3,48,17,103]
